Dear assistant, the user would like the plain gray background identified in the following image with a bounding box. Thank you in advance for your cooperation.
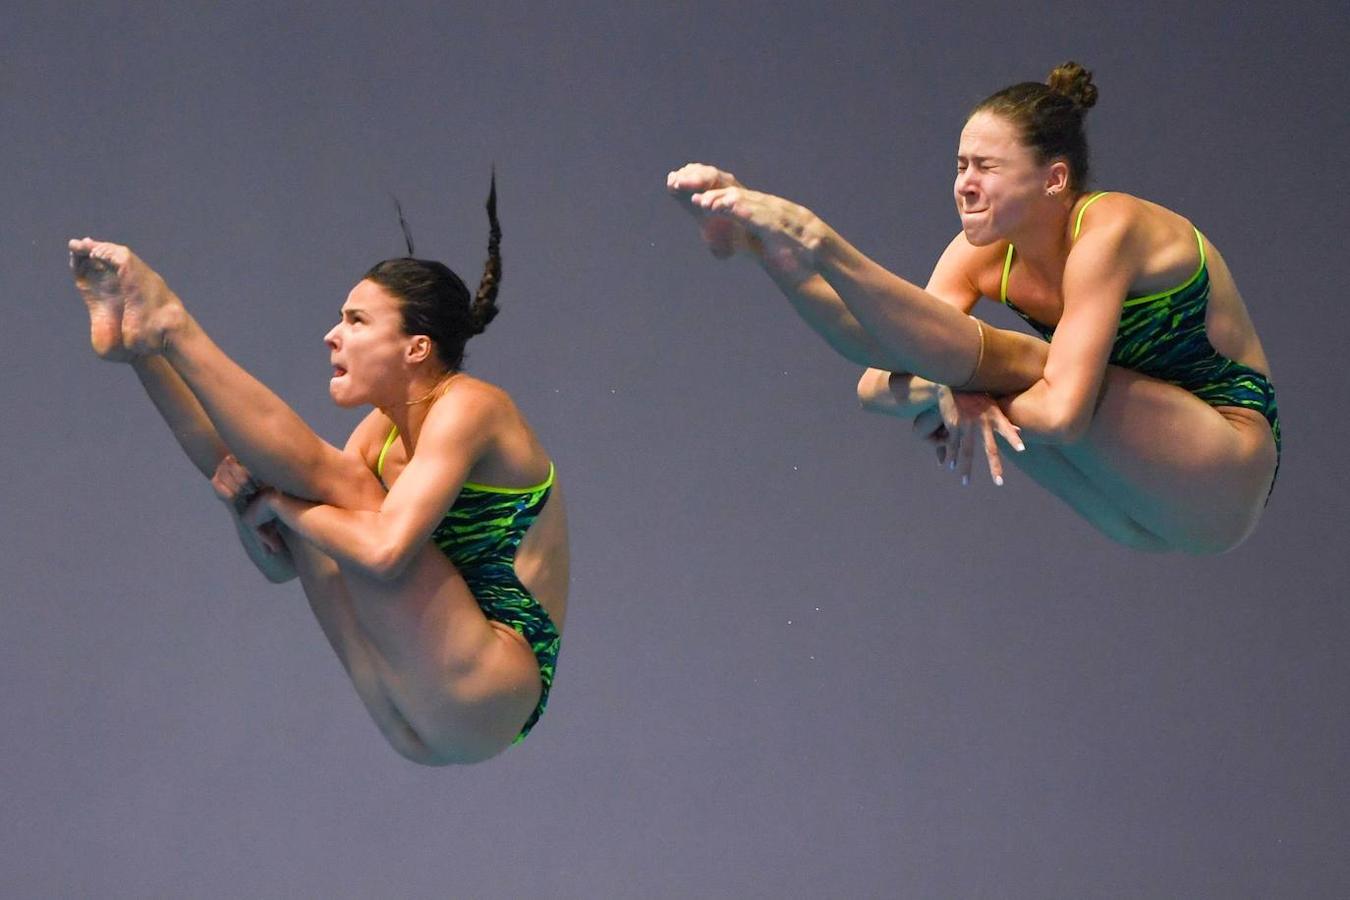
[3,2,1347,897]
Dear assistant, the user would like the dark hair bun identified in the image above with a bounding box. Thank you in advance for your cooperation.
[1047,61,1098,110]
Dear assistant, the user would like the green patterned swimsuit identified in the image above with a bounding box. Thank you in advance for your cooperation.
[377,427,561,743]
[999,192,1281,486]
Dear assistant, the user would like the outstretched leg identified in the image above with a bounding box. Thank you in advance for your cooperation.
[69,239,377,509]
[69,240,541,759]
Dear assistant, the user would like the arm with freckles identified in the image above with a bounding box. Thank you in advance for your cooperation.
[996,217,1136,443]
[259,393,496,581]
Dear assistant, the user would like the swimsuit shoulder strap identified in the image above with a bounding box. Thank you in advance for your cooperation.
[1071,191,1112,240]
[376,425,399,480]
[999,243,1014,303]
[1122,226,1210,307]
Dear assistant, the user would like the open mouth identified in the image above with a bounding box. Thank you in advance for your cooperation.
[331,364,348,378]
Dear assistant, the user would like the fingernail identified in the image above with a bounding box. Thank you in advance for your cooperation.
[994,475,1004,486]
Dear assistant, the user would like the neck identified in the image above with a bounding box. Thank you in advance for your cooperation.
[379,370,454,451]
[1007,192,1080,271]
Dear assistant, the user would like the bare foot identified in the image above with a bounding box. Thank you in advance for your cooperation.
[667,163,758,260]
[68,238,185,359]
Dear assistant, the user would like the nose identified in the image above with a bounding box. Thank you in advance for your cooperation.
[955,168,978,196]
[324,322,340,348]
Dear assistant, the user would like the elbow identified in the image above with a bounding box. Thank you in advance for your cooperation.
[1037,404,1092,444]
[856,368,889,409]
[366,542,416,582]
[1011,377,1094,444]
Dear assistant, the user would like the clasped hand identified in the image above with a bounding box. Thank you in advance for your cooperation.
[913,386,1025,486]
[211,455,287,555]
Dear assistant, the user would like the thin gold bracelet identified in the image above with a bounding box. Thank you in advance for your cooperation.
[955,315,985,390]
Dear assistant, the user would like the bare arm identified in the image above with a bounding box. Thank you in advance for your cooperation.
[211,455,298,583]
[996,215,1135,441]
[256,388,497,581]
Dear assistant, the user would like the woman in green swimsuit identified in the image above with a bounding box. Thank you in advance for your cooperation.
[68,182,569,764]
[668,62,1278,553]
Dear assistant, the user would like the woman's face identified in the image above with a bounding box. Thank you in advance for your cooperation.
[954,111,1053,246]
[324,279,415,407]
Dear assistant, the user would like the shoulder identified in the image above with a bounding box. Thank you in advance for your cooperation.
[438,373,516,419]
[1072,192,1199,276]
[344,408,395,466]
[1074,191,1182,244]
[421,374,517,445]
[1069,192,1154,261]
[927,231,1010,303]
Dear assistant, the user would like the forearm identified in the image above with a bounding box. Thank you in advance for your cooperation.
[996,379,1086,444]
[815,230,1046,393]
[271,495,402,580]
[132,356,229,478]
[856,368,941,418]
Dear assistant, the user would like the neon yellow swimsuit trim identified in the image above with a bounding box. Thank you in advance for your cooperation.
[1071,190,1111,239]
[994,190,1281,491]
[375,425,555,493]
[1000,191,1111,304]
[373,423,562,743]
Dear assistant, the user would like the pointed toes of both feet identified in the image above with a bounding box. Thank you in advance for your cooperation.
[69,238,129,264]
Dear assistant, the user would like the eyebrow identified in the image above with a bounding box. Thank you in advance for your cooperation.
[956,154,1003,163]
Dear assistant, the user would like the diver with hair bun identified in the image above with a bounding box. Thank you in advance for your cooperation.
[69,175,570,763]
[669,62,1279,553]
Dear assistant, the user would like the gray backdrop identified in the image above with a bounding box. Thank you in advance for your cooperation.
[3,1,1347,897]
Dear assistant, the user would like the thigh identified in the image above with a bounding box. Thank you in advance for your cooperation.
[338,541,543,761]
[1004,444,1170,551]
[1058,366,1277,552]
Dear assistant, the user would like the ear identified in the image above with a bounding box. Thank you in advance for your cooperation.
[1044,160,1071,196]
[406,335,434,365]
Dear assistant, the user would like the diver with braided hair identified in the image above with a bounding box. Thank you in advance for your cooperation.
[69,176,570,764]
[669,62,1279,553]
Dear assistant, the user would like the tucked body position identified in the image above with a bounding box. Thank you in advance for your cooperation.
[668,62,1278,553]
[70,180,569,763]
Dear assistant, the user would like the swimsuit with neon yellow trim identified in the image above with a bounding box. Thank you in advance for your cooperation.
[376,426,561,743]
[998,191,1281,482]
